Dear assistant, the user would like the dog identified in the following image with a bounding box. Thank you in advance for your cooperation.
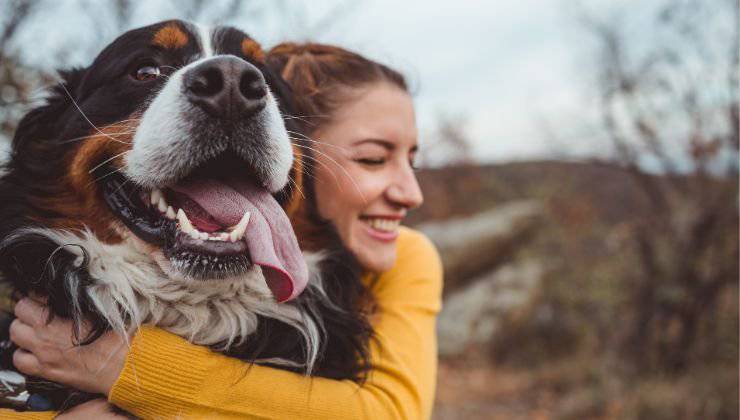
[0,20,371,411]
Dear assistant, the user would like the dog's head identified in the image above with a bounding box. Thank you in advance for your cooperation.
[4,20,307,302]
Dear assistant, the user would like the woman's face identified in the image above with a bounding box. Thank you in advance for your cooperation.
[311,82,423,272]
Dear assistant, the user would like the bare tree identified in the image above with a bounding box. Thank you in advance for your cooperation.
[419,112,477,168]
[0,0,49,142]
[581,0,738,372]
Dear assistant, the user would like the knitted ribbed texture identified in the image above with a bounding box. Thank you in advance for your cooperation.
[109,325,210,418]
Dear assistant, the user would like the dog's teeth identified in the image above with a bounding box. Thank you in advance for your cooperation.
[150,189,162,206]
[206,234,224,242]
[177,209,194,233]
[190,230,200,240]
[219,232,230,241]
[157,197,168,213]
[229,211,251,242]
[166,206,176,220]
[199,231,209,240]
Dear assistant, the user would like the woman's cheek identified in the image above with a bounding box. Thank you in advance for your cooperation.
[313,164,359,245]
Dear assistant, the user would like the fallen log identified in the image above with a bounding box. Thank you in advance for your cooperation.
[416,200,543,295]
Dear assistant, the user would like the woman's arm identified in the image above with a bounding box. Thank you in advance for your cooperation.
[109,227,442,419]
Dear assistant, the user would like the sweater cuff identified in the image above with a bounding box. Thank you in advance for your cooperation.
[109,325,210,418]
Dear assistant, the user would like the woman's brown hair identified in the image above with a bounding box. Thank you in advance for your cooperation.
[266,42,408,134]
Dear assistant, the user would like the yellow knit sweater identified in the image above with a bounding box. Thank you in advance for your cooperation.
[0,227,442,419]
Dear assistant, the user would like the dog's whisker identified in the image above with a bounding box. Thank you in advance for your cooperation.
[290,133,349,152]
[296,166,319,182]
[283,113,329,121]
[59,132,135,145]
[110,118,142,124]
[288,132,351,153]
[57,80,136,147]
[290,163,320,184]
[288,133,336,146]
[88,165,126,186]
[87,150,130,175]
[292,143,367,203]
[283,115,327,126]
[295,152,342,190]
[287,175,306,200]
[111,177,132,196]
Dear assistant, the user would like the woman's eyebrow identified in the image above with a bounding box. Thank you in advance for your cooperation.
[352,139,394,150]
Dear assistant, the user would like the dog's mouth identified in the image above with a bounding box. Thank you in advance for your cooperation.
[97,155,306,302]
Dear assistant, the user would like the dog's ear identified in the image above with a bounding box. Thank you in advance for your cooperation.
[55,67,87,99]
[11,67,86,154]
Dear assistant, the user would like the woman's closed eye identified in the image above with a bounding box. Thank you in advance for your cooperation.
[355,157,386,166]
[354,156,419,170]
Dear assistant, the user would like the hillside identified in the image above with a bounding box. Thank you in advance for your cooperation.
[408,160,652,226]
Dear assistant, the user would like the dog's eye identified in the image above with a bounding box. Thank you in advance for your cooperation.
[133,64,161,82]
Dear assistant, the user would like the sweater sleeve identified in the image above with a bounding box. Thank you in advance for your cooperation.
[0,409,55,419]
[108,227,443,420]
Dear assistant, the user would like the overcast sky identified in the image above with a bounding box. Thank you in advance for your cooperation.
[9,0,677,165]
[305,0,605,163]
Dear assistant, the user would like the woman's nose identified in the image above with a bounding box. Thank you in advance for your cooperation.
[386,165,424,209]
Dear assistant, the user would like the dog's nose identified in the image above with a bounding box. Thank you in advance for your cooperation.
[183,56,267,119]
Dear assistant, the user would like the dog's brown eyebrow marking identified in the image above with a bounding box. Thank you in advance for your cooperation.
[153,23,189,49]
[241,38,265,62]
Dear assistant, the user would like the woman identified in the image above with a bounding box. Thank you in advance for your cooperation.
[5,43,442,419]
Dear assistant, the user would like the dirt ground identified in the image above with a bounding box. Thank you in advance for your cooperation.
[433,359,559,420]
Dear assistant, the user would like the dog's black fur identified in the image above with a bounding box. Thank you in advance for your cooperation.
[0,20,372,412]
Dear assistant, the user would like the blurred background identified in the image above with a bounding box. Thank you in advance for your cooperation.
[0,0,737,418]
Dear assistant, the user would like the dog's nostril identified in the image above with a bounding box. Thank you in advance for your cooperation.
[188,67,223,97]
[184,56,267,119]
[240,71,266,101]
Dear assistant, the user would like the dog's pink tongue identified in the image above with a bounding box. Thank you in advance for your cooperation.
[170,179,307,302]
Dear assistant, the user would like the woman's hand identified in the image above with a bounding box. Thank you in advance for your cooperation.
[9,297,128,395]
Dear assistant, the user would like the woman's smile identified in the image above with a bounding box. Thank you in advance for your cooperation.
[359,215,403,242]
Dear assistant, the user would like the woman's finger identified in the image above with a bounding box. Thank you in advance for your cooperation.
[13,348,41,376]
[14,297,48,327]
[8,318,38,352]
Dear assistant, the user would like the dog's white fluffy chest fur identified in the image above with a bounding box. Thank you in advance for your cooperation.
[33,228,318,355]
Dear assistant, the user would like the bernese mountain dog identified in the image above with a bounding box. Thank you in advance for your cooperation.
[0,20,371,411]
